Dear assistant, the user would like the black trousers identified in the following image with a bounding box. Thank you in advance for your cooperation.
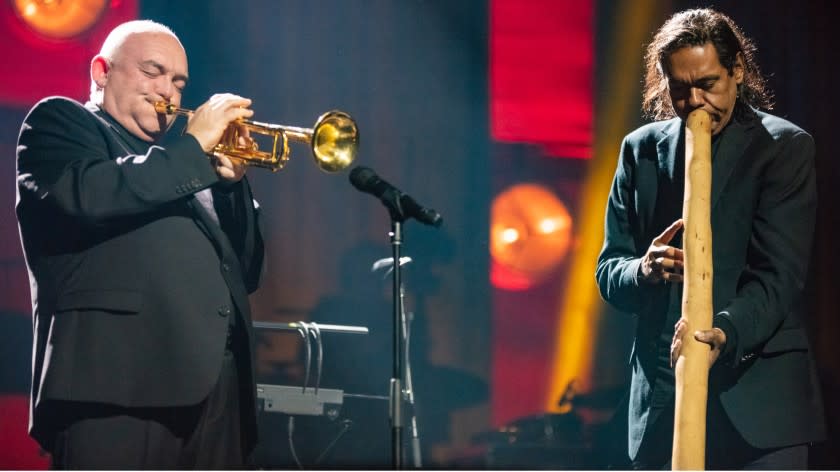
[49,349,245,470]
[632,395,809,470]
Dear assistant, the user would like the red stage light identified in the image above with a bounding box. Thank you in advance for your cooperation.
[490,0,593,158]
[12,0,108,39]
[0,0,137,108]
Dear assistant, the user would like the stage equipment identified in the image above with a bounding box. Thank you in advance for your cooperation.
[258,384,344,418]
[253,321,388,468]
[154,101,358,172]
[370,257,423,468]
[349,165,442,468]
[253,321,369,401]
[672,109,713,470]
[349,166,442,227]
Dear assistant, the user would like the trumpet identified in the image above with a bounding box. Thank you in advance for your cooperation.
[154,101,359,173]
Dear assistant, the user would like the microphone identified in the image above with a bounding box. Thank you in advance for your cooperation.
[349,166,443,227]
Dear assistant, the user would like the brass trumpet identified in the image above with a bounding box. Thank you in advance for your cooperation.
[154,101,359,172]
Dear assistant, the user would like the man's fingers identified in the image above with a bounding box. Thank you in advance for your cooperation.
[670,318,685,368]
[694,328,726,347]
[213,153,230,168]
[187,94,254,153]
[228,106,254,122]
[653,255,684,284]
[212,152,246,183]
[694,329,721,346]
[662,272,683,283]
[655,256,685,270]
[642,222,684,284]
[670,339,682,368]
[672,325,726,369]
[654,219,684,245]
[671,247,684,262]
[208,93,252,110]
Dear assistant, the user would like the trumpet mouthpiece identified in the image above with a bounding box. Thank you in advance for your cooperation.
[153,101,175,114]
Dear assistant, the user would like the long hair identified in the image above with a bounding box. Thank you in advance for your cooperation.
[641,9,773,121]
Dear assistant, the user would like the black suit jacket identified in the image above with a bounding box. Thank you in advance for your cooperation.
[15,97,264,452]
[596,109,826,458]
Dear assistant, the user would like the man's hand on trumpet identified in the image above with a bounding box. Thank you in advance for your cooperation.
[185,93,252,183]
[213,152,246,183]
[185,93,253,154]
[212,124,249,183]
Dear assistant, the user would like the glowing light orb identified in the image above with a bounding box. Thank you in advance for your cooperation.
[13,0,108,39]
[491,183,573,290]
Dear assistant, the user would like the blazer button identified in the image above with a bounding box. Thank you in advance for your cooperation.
[218,305,232,317]
[222,263,231,272]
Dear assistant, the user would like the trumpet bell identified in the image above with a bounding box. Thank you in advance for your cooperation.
[312,111,359,173]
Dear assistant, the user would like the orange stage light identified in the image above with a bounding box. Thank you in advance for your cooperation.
[13,0,107,39]
[0,0,136,107]
[490,184,573,289]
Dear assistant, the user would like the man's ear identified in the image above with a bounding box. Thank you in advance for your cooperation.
[733,52,745,84]
[90,55,110,89]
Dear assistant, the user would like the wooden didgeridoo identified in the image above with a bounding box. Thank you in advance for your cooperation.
[671,108,713,470]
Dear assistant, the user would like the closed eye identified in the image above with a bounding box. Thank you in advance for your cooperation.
[139,61,164,78]
[697,79,717,90]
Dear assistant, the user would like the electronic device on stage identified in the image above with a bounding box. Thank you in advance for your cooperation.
[257,384,344,418]
[254,321,367,419]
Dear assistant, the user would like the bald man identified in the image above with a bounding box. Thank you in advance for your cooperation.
[16,20,265,468]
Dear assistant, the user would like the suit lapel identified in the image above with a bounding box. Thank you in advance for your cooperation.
[710,119,753,211]
[656,121,682,184]
[187,195,237,258]
[187,197,216,241]
[91,105,148,157]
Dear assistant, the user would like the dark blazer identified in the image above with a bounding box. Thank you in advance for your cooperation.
[15,96,264,452]
[596,109,826,459]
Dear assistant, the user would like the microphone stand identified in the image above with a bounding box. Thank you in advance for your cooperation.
[357,170,439,469]
[388,220,405,469]
[400,287,422,468]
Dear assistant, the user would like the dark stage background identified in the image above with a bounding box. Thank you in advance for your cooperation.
[0,0,838,469]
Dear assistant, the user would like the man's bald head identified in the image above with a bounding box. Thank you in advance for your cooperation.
[89,20,188,141]
[90,20,184,104]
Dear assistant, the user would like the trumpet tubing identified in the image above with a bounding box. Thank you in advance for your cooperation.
[154,101,359,173]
